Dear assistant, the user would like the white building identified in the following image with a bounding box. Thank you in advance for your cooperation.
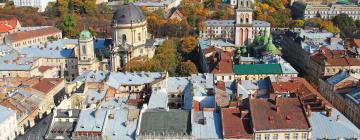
[11,0,56,12]
[304,3,360,20]
[111,4,156,71]
[0,105,18,140]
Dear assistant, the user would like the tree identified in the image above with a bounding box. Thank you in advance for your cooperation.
[306,18,322,27]
[180,36,198,54]
[321,20,340,34]
[292,19,304,27]
[333,14,356,38]
[178,60,198,76]
[60,14,77,37]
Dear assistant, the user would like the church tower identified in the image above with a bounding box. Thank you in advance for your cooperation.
[78,29,97,74]
[235,0,255,46]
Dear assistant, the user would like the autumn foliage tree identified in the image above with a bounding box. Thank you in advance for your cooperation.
[178,60,198,76]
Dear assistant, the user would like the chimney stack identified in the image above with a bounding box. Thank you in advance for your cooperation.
[306,104,312,117]
[336,115,340,122]
[326,108,332,117]
[68,110,73,117]
[275,105,280,112]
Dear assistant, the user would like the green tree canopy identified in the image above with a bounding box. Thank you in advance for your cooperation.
[60,14,77,37]
[333,14,356,38]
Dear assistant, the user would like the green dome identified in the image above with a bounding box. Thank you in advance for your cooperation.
[79,29,92,40]
[240,47,247,54]
[265,37,281,56]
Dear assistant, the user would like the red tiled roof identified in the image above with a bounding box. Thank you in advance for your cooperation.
[38,66,54,73]
[354,38,360,48]
[310,46,360,66]
[212,52,233,74]
[250,98,311,131]
[32,78,63,94]
[271,77,333,109]
[8,27,61,43]
[0,24,13,33]
[0,18,18,29]
[215,81,230,107]
[221,108,252,138]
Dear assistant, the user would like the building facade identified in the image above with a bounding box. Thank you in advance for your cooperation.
[111,4,155,71]
[304,3,360,20]
[200,0,271,46]
[10,0,57,12]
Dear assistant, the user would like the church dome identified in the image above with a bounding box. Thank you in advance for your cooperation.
[112,3,146,25]
[79,29,92,40]
[264,37,281,56]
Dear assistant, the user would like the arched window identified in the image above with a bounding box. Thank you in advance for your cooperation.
[82,45,86,55]
[138,32,141,41]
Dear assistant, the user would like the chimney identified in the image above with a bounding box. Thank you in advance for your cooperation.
[193,100,200,112]
[326,108,332,117]
[275,105,280,112]
[68,110,73,117]
[306,104,312,117]
[336,115,340,122]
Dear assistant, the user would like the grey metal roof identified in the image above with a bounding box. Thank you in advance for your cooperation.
[311,109,360,139]
[138,109,191,137]
[113,3,146,25]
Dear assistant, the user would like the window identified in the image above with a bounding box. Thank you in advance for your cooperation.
[272,134,278,140]
[255,134,261,140]
[301,133,307,140]
[265,134,270,140]
[122,34,127,43]
[285,133,290,140]
[82,45,86,55]
[293,133,298,139]
[138,32,141,41]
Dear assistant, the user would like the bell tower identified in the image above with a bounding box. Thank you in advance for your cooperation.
[235,0,255,46]
[78,29,96,74]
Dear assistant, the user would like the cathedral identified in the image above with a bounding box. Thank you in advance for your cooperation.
[110,3,155,71]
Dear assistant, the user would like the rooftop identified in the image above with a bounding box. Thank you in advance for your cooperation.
[106,72,166,88]
[310,46,360,66]
[7,27,61,43]
[14,39,76,59]
[32,78,63,94]
[74,109,107,132]
[310,109,360,139]
[271,77,332,110]
[138,109,191,137]
[250,98,311,131]
[345,88,360,106]
[221,108,252,139]
[233,64,283,75]
[0,105,16,124]
[192,110,223,139]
